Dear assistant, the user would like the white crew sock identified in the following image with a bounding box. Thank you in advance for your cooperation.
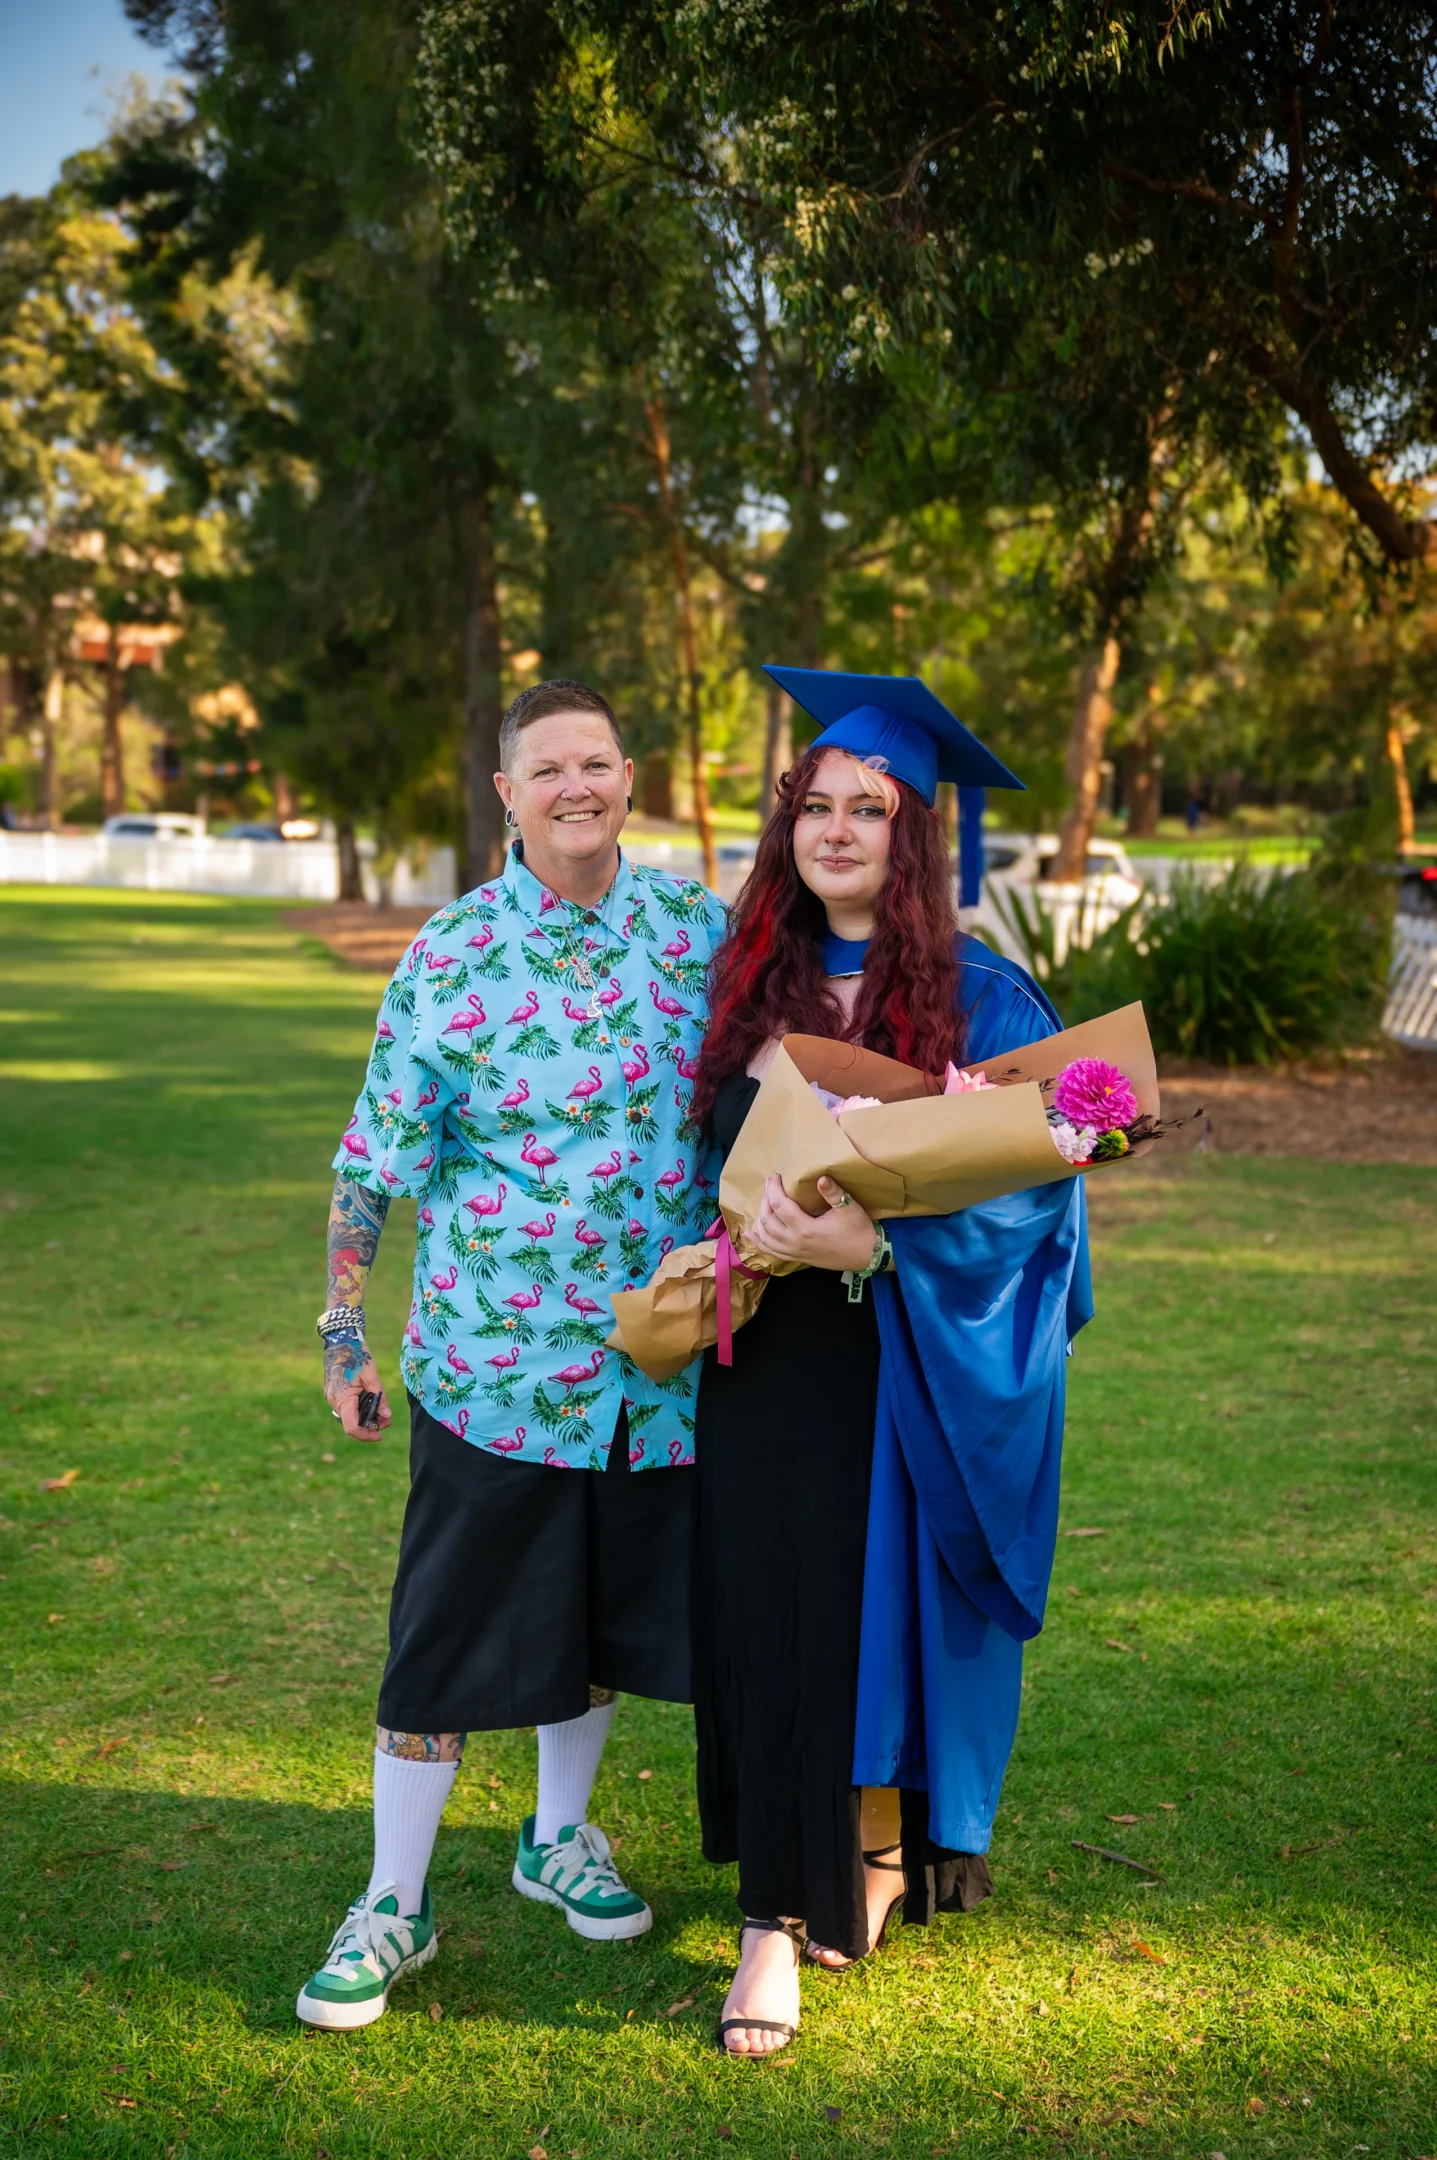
[367,1749,460,1917]
[534,1701,616,1846]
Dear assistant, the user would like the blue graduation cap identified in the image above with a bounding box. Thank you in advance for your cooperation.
[762,665,1024,806]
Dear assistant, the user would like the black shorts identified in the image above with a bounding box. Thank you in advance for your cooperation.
[376,1394,695,1732]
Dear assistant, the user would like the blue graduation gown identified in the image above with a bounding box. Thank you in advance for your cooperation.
[852,938,1093,1852]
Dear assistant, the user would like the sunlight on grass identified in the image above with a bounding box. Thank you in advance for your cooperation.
[0,888,1434,2157]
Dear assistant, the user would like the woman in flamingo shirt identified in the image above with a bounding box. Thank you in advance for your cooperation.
[295,679,725,2031]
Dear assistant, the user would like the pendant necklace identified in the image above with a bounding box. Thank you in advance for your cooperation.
[559,887,617,1019]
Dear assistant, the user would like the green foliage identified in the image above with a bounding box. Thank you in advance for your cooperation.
[999,864,1390,1064]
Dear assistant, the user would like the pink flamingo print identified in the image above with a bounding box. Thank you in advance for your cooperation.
[549,1348,605,1391]
[628,1434,645,1466]
[649,982,690,1018]
[519,1211,557,1242]
[520,1133,559,1183]
[439,1409,470,1440]
[504,1282,544,1314]
[672,1046,702,1080]
[486,1345,521,1372]
[341,1117,370,1160]
[385,1087,404,1107]
[478,885,497,905]
[538,887,560,913]
[507,988,540,1026]
[625,1217,645,1239]
[658,1235,675,1260]
[621,1043,649,1085]
[573,1219,605,1250]
[415,1079,440,1109]
[564,1282,602,1321]
[414,1146,435,1172]
[466,924,495,953]
[408,938,428,968]
[443,993,488,1037]
[498,1076,530,1112]
[622,911,637,938]
[660,928,691,960]
[380,1167,403,1190]
[376,1018,396,1044]
[569,1066,604,1102]
[418,1205,435,1230]
[405,1318,423,1348]
[596,978,622,1010]
[446,1344,474,1376]
[488,1425,526,1456]
[430,1266,460,1292]
[543,1446,571,1467]
[425,951,459,971]
[589,1150,622,1186]
[464,1184,508,1221]
[656,1158,686,1198]
[560,996,591,1023]
[668,1439,694,1467]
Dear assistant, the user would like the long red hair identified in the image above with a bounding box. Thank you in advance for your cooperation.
[692,744,965,1128]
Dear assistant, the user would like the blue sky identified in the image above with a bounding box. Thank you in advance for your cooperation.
[0,0,174,199]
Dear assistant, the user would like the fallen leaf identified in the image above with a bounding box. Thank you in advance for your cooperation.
[1132,1939,1167,1963]
[1046,1868,1059,1886]
[824,2104,843,2121]
[1060,1526,1107,1538]
[637,1769,653,1780]
[1157,1801,1178,1811]
[39,1470,80,1492]
[321,1451,336,1463]
[158,1861,186,1873]
[1245,2097,1266,2116]
[118,1950,132,1961]
[716,2129,733,2143]
[97,1737,129,1757]
[529,2147,547,2160]
[1107,1813,1140,1825]
[663,1995,696,2017]
[1105,1639,1134,1653]
[46,1613,62,1625]
[428,2001,443,2022]
[207,1674,233,1687]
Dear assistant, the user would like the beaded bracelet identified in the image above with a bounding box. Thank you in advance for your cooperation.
[843,1226,894,1305]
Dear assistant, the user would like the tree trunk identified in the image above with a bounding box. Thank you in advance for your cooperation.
[641,751,674,821]
[100,629,126,820]
[643,392,717,889]
[336,819,364,902]
[272,769,296,824]
[1126,684,1164,838]
[1387,716,1416,851]
[41,666,63,830]
[1051,635,1122,881]
[463,490,506,889]
[759,678,792,811]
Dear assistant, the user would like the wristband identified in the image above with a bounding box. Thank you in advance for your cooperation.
[843,1227,893,1304]
[316,1304,365,1341]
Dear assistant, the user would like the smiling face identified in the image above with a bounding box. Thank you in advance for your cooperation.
[494,711,634,902]
[790,749,897,938]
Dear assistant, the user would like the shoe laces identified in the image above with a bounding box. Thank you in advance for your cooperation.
[322,1886,409,1978]
[548,1823,631,1903]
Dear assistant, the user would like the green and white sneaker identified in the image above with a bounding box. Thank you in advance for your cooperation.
[295,1881,437,2030]
[512,1816,653,1941]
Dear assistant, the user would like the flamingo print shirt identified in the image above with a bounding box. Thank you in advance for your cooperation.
[333,843,725,1470]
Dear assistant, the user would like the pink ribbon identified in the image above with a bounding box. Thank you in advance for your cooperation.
[708,1216,763,1367]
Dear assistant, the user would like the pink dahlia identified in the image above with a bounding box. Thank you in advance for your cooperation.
[1053,1056,1137,1134]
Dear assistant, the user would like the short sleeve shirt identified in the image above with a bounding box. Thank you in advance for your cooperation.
[333,844,725,1469]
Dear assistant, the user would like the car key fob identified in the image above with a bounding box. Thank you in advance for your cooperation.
[357,1390,382,1430]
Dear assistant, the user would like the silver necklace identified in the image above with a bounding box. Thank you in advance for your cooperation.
[557,884,619,1018]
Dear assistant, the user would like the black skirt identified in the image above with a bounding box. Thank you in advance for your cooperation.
[692,1072,992,1959]
[377,1393,694,1732]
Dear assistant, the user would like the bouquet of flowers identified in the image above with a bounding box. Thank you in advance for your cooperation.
[608,1001,1177,1381]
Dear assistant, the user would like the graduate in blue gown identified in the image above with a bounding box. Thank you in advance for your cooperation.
[690,669,1091,2060]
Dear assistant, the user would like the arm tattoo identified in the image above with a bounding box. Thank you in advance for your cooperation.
[326,1173,390,1309]
[376,1727,466,1763]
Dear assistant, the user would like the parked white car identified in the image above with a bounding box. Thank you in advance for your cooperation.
[971,832,1145,965]
[100,812,206,840]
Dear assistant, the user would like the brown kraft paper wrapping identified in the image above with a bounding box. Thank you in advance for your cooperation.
[608,1001,1156,1381]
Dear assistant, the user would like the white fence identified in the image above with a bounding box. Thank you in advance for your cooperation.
[0,829,457,908]
[1386,915,1437,1048]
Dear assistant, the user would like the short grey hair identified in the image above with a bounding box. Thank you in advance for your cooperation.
[498,679,624,773]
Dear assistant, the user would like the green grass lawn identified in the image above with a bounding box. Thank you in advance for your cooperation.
[1,887,1434,2160]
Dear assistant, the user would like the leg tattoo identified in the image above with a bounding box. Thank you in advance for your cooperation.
[376,1727,466,1763]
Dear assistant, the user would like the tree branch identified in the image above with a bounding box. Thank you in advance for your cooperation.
[1102,161,1277,234]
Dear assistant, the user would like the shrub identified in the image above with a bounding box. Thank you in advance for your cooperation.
[989,862,1390,1065]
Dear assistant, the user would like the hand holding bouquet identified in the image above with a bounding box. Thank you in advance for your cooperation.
[609,1002,1181,1380]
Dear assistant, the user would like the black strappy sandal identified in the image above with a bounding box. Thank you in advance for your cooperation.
[804,1843,907,1971]
[716,1918,804,2056]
